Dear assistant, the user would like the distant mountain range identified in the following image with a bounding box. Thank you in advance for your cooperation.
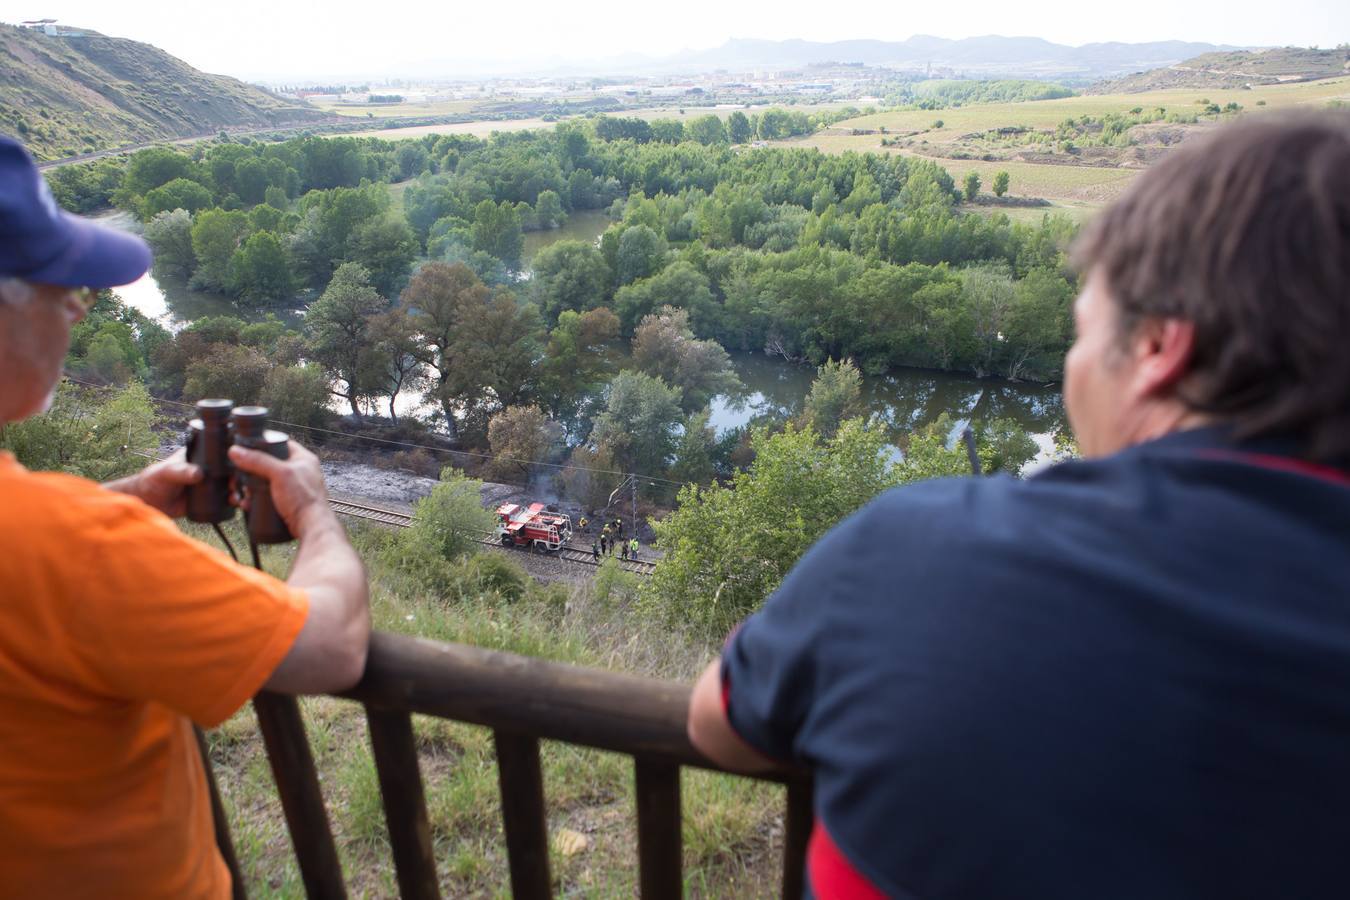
[521,36,1247,82]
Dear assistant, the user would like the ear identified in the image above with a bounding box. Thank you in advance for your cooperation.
[1129,317,1196,399]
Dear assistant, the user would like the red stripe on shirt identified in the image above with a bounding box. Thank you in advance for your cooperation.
[1197,450,1350,487]
[808,822,888,899]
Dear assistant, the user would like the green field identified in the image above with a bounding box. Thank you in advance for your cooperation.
[337,102,855,142]
[309,98,486,118]
[785,77,1350,208]
[837,76,1350,135]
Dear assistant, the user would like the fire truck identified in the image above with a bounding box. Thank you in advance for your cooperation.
[495,502,572,551]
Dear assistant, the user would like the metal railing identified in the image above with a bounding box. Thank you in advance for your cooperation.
[208,631,814,899]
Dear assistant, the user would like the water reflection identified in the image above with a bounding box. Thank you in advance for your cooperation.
[521,210,611,265]
[710,352,1066,455]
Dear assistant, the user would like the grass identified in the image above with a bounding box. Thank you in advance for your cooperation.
[784,77,1350,208]
[196,521,782,897]
[836,76,1350,135]
[309,99,486,119]
[335,101,859,142]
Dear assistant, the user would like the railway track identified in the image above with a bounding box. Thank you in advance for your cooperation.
[327,497,656,577]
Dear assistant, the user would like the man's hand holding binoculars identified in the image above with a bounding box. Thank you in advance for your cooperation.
[104,448,203,518]
[228,440,334,540]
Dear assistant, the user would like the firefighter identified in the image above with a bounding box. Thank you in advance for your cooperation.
[599,533,608,555]
[579,516,589,532]
[620,541,629,561]
[630,538,639,560]
[591,541,600,561]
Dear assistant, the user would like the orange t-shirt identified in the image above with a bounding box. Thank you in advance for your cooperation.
[0,452,309,899]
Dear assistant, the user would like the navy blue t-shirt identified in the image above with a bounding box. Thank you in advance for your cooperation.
[722,428,1350,899]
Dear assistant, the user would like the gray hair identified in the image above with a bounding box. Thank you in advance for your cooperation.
[0,279,37,307]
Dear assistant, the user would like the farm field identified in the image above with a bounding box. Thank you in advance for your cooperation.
[787,77,1350,209]
[309,98,487,118]
[338,102,857,141]
[344,116,562,140]
[835,76,1350,135]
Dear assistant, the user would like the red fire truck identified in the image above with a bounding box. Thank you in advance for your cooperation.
[495,502,572,551]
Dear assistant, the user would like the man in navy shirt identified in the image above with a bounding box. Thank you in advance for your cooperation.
[687,113,1350,899]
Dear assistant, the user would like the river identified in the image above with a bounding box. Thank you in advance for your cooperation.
[99,209,1064,464]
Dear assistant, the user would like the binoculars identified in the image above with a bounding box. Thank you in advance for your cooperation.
[184,400,293,544]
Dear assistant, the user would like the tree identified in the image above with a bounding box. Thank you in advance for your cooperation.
[0,381,157,481]
[229,231,296,305]
[189,209,249,292]
[347,215,418,296]
[142,209,196,281]
[471,200,524,270]
[613,260,715,335]
[140,178,213,219]
[529,240,610,326]
[800,358,864,439]
[259,364,332,432]
[727,111,752,144]
[367,306,425,423]
[615,225,667,286]
[1002,267,1073,380]
[630,306,742,411]
[83,327,137,384]
[306,263,388,417]
[963,171,982,202]
[537,307,621,424]
[487,405,562,480]
[687,115,727,146]
[962,265,1017,377]
[405,262,490,437]
[183,343,271,403]
[642,419,900,634]
[533,190,566,229]
[669,410,717,487]
[405,468,496,561]
[589,371,684,477]
[993,171,1010,198]
[117,147,194,209]
[440,290,543,444]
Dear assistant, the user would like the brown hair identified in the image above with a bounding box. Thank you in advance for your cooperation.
[1073,112,1350,466]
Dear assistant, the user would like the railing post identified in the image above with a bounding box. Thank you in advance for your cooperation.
[781,779,814,900]
[634,760,682,899]
[494,731,552,899]
[196,726,248,900]
[253,693,346,899]
[366,707,441,900]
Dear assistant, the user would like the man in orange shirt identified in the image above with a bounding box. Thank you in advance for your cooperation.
[0,135,371,899]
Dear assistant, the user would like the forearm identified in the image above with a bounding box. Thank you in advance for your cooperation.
[101,473,140,497]
[268,509,371,692]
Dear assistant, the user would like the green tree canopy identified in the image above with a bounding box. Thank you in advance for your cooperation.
[306,262,388,417]
[589,371,684,478]
[529,240,611,326]
[630,306,742,412]
[800,358,864,439]
[642,418,899,634]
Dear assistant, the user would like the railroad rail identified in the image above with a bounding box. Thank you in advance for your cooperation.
[327,497,657,577]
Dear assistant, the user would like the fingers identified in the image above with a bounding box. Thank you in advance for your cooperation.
[160,460,203,485]
[228,444,287,478]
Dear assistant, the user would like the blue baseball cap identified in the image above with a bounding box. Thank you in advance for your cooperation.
[0,135,152,288]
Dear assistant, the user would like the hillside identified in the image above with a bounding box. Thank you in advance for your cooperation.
[1087,46,1350,93]
[0,23,331,161]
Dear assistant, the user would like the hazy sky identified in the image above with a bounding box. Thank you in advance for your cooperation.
[7,0,1347,82]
